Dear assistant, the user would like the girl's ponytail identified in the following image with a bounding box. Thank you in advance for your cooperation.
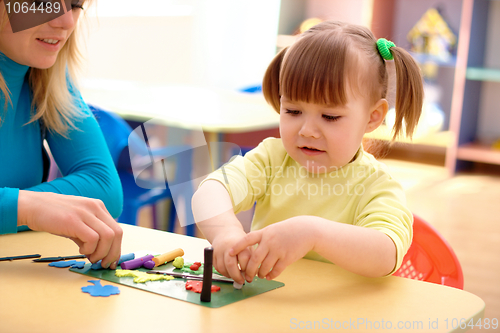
[377,38,424,139]
[391,47,424,139]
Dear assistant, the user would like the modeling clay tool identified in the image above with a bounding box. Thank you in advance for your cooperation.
[146,270,233,283]
[0,254,41,262]
[90,253,135,270]
[33,255,86,262]
[120,254,154,270]
[200,247,214,302]
[151,248,184,267]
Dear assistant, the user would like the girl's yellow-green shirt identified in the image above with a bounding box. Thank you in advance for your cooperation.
[202,137,412,274]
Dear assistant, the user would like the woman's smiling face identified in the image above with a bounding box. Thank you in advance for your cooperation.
[0,1,83,69]
[279,89,386,173]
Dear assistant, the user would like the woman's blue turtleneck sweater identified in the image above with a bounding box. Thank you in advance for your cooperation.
[0,53,123,234]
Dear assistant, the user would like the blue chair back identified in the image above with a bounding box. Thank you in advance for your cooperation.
[89,105,196,236]
[89,105,132,166]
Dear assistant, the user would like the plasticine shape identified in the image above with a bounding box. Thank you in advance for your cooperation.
[48,260,86,269]
[81,280,120,297]
[115,270,175,283]
[91,253,135,270]
[172,257,184,269]
[178,262,219,275]
[185,280,220,293]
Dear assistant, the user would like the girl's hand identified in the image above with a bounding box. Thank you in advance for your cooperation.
[229,217,315,282]
[18,191,123,269]
[211,226,252,285]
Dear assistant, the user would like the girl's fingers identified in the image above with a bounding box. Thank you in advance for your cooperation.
[230,231,262,256]
[266,259,287,280]
[224,253,245,284]
[257,253,279,279]
[213,252,230,278]
[236,248,252,272]
[244,244,269,282]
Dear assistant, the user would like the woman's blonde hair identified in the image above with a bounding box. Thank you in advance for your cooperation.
[0,1,94,136]
[263,20,424,139]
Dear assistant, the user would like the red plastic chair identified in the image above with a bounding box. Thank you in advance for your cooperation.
[393,215,464,289]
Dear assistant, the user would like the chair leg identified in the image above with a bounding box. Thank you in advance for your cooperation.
[152,205,158,230]
[167,200,177,233]
[185,205,196,237]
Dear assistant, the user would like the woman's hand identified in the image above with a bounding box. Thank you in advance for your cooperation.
[17,190,122,269]
[229,217,315,282]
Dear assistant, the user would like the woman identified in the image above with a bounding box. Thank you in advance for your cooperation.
[0,0,123,269]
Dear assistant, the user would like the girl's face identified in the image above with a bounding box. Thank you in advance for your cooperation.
[0,1,82,69]
[279,90,387,173]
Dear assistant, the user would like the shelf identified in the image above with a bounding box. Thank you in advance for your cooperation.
[364,126,453,147]
[466,67,500,82]
[456,142,500,165]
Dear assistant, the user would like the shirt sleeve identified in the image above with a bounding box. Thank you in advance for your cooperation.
[0,188,20,234]
[200,139,277,213]
[354,170,413,275]
[27,89,124,219]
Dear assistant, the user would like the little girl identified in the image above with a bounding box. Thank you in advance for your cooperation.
[192,21,423,285]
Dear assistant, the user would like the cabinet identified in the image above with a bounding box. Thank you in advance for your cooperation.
[447,0,500,172]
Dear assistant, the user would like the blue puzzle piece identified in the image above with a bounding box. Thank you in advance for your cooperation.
[48,260,86,269]
[81,280,120,297]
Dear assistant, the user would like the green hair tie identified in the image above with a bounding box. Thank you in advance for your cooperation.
[377,38,396,60]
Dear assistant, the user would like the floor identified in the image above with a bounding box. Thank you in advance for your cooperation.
[382,159,500,330]
[139,159,500,328]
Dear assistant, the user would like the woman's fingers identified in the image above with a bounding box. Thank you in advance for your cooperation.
[20,191,122,266]
[81,203,122,266]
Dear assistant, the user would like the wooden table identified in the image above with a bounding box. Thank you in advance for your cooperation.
[0,224,485,333]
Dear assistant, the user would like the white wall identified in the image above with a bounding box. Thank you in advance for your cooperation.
[79,0,281,90]
[80,16,194,85]
[305,0,373,27]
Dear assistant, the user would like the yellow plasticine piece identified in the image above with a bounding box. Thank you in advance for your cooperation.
[115,270,136,278]
[115,270,174,283]
[172,257,184,269]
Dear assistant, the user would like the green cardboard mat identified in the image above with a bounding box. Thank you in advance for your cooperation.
[70,264,284,308]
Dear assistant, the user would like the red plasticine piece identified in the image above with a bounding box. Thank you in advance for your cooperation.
[190,264,200,271]
[185,281,220,293]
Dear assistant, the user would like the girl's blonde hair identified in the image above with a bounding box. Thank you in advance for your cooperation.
[0,1,94,136]
[263,20,424,139]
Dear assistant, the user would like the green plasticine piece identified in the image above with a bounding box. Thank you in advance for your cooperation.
[176,262,219,275]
